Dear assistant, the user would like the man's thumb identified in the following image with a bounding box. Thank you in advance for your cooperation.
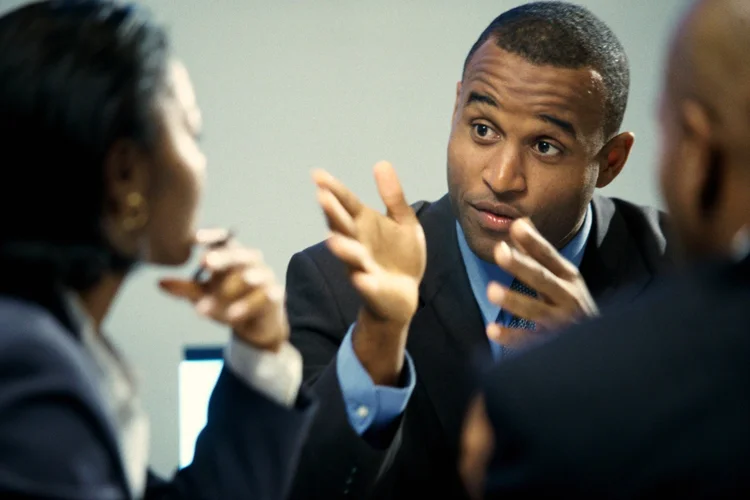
[374,161,416,224]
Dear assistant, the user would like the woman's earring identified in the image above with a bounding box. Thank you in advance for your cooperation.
[122,192,149,232]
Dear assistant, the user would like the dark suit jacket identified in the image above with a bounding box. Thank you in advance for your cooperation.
[0,291,316,500]
[285,194,672,499]
[481,253,750,499]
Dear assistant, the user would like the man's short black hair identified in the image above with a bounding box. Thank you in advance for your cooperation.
[463,1,630,138]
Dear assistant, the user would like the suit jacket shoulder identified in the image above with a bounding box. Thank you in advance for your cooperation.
[0,296,128,499]
[594,195,670,267]
[583,195,674,306]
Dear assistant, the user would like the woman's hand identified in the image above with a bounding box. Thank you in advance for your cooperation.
[159,229,288,352]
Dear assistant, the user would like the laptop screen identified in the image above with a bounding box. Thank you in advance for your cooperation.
[178,346,224,468]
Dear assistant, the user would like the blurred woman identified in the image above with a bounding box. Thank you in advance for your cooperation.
[0,1,314,498]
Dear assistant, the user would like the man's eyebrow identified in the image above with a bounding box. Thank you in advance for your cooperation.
[538,114,577,139]
[466,91,498,108]
[465,91,578,139]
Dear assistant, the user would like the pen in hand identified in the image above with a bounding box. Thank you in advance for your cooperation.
[192,228,235,283]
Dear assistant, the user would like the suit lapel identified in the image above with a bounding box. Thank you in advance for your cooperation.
[581,195,653,306]
[406,196,490,439]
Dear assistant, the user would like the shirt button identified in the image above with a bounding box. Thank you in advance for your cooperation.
[356,405,369,419]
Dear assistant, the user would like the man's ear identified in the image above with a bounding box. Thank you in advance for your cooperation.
[595,131,635,188]
[680,99,723,216]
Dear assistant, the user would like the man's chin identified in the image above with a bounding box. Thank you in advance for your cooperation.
[462,227,510,264]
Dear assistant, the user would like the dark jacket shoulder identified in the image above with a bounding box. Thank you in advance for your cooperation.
[594,195,671,268]
[0,296,126,499]
[0,296,104,396]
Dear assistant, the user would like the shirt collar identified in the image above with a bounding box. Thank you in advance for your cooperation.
[62,290,149,498]
[457,203,593,324]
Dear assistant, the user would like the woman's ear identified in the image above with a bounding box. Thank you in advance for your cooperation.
[101,139,151,255]
[102,139,150,223]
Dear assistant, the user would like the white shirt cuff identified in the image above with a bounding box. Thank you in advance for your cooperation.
[224,338,302,408]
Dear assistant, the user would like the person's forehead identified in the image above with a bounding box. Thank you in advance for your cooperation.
[463,42,607,132]
[166,60,196,107]
[163,59,201,127]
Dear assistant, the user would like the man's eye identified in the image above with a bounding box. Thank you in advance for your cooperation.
[534,141,563,156]
[472,123,499,141]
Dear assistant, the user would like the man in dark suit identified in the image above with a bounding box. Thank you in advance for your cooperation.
[460,0,750,497]
[286,3,672,499]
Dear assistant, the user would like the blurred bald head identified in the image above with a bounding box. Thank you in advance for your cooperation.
[670,0,750,145]
[658,0,750,261]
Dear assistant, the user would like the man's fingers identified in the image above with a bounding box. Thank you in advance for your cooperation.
[317,188,357,237]
[326,232,375,272]
[311,169,363,217]
[351,271,379,298]
[510,218,579,280]
[486,323,538,348]
[493,240,574,306]
[373,161,417,225]
[486,281,559,324]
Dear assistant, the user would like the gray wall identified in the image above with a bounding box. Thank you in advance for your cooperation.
[0,0,686,475]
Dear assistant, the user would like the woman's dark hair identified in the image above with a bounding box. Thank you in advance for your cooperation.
[0,0,170,291]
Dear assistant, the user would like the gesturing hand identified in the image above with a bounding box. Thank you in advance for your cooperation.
[487,218,598,348]
[313,161,426,326]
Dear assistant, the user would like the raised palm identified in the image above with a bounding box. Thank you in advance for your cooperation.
[313,162,426,324]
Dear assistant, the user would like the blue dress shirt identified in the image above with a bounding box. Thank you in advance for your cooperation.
[336,204,593,435]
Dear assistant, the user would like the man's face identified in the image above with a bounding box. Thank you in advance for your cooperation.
[447,41,611,262]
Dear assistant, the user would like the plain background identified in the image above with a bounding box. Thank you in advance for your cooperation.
[0,0,688,476]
